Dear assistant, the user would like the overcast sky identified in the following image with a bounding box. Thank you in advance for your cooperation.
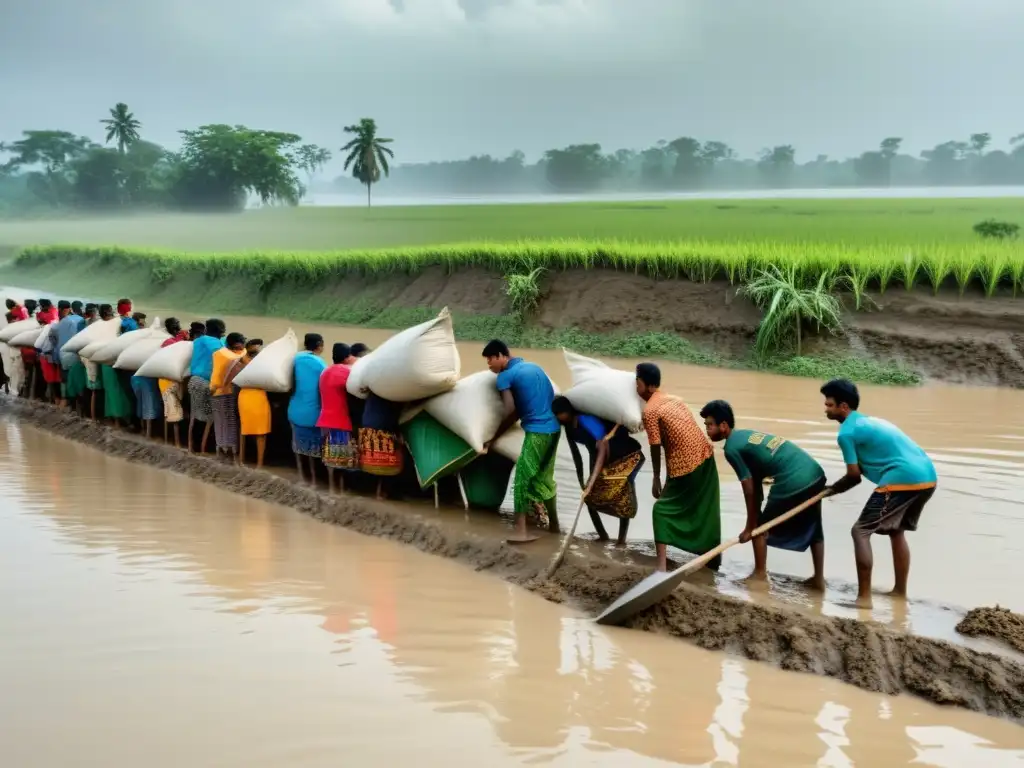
[3,0,1023,168]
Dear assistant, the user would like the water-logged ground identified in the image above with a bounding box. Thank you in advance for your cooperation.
[2,422,1023,767]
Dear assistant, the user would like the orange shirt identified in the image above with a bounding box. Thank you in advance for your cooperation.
[641,391,713,478]
[210,348,242,397]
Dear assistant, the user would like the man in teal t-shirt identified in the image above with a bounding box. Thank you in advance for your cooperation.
[820,378,937,609]
[701,400,827,589]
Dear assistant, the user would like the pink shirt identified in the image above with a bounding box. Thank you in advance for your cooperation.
[10,306,28,321]
[316,364,353,431]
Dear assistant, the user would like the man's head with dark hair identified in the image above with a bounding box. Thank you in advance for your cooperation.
[189,322,206,340]
[205,319,226,338]
[84,303,98,318]
[245,338,263,359]
[132,312,147,327]
[39,298,53,311]
[700,400,736,443]
[350,343,370,358]
[332,342,354,365]
[821,379,860,423]
[71,300,83,315]
[551,395,577,426]
[635,362,661,401]
[304,332,324,353]
[25,299,38,315]
[57,300,72,317]
[4,312,13,324]
[482,339,511,374]
[165,318,181,336]
[225,332,246,351]
[98,303,113,320]
[4,299,14,310]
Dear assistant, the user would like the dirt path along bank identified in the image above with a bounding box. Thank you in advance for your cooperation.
[4,398,1024,726]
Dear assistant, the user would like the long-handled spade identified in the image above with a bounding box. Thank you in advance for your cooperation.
[543,423,621,581]
[594,490,828,626]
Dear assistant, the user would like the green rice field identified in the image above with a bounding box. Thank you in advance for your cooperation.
[0,197,1021,253]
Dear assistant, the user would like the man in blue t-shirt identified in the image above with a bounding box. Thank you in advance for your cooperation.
[482,339,560,543]
[820,378,937,608]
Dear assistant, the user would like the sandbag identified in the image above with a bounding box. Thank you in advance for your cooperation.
[401,411,477,489]
[135,341,193,381]
[492,425,525,463]
[9,326,47,348]
[79,339,110,361]
[90,321,166,365]
[33,325,54,352]
[231,330,297,393]
[61,317,120,355]
[460,453,514,510]
[114,337,168,371]
[0,318,39,343]
[562,349,645,433]
[422,370,502,453]
[346,308,460,402]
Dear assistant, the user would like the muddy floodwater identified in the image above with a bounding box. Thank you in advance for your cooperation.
[2,424,1023,767]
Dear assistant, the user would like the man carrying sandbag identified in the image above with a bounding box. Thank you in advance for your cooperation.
[636,363,722,573]
[482,339,560,544]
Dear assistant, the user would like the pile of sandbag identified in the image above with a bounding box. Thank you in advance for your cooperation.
[90,318,166,366]
[232,330,298,392]
[7,324,50,348]
[422,370,502,453]
[135,341,193,381]
[0,318,41,345]
[347,308,460,402]
[61,317,120,356]
[561,349,645,433]
[115,335,171,371]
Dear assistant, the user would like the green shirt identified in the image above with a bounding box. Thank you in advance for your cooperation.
[723,429,825,500]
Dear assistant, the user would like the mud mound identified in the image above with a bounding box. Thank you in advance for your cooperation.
[957,607,1024,654]
[4,397,1024,724]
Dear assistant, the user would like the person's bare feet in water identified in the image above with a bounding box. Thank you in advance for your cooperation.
[854,593,874,609]
[507,513,539,544]
[741,570,769,584]
[802,575,827,592]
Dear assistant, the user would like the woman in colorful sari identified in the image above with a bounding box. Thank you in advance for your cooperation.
[99,300,137,427]
[230,339,271,469]
[359,392,405,500]
[288,333,328,485]
[552,396,646,547]
[317,343,358,492]
[210,332,245,461]
[157,318,190,447]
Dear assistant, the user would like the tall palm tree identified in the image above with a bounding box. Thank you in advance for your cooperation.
[101,103,142,154]
[341,118,393,207]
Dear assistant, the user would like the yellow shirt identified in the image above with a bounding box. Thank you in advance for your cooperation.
[210,348,243,397]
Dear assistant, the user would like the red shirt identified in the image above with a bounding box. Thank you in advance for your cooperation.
[10,306,28,321]
[161,331,189,348]
[316,364,353,430]
[36,307,58,324]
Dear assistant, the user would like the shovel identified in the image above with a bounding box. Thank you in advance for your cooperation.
[594,490,828,626]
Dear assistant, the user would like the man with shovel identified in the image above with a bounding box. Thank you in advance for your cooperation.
[701,400,828,590]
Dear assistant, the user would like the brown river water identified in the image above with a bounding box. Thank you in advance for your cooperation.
[2,422,1024,766]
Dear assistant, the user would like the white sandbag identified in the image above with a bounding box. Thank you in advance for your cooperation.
[346,308,460,402]
[135,341,193,381]
[423,370,502,453]
[8,326,46,348]
[114,337,168,371]
[79,339,109,361]
[493,425,525,463]
[90,320,166,365]
[0,318,39,343]
[33,325,54,352]
[232,330,297,393]
[562,349,646,433]
[60,317,120,355]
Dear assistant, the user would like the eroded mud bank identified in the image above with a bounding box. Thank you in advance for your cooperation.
[4,397,1023,724]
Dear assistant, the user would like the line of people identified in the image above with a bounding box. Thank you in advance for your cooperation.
[482,340,936,608]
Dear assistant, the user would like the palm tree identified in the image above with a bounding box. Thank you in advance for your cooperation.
[101,103,142,154]
[341,118,393,207]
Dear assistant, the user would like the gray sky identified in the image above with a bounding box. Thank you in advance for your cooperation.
[3,0,1023,168]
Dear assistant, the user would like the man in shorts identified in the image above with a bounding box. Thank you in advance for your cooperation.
[820,379,937,608]
[701,399,827,590]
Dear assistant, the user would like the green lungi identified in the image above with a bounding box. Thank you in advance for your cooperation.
[65,361,87,399]
[653,455,722,559]
[513,431,560,518]
[100,364,133,419]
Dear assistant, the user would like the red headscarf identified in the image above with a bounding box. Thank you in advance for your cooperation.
[117,300,132,316]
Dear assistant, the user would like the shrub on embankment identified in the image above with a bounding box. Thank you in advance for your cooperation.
[13,239,1024,295]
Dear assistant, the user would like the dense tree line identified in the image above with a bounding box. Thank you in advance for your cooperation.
[0,105,391,214]
[334,133,1024,197]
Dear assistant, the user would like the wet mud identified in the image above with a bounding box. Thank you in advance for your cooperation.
[958,607,1024,655]
[4,396,1024,724]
